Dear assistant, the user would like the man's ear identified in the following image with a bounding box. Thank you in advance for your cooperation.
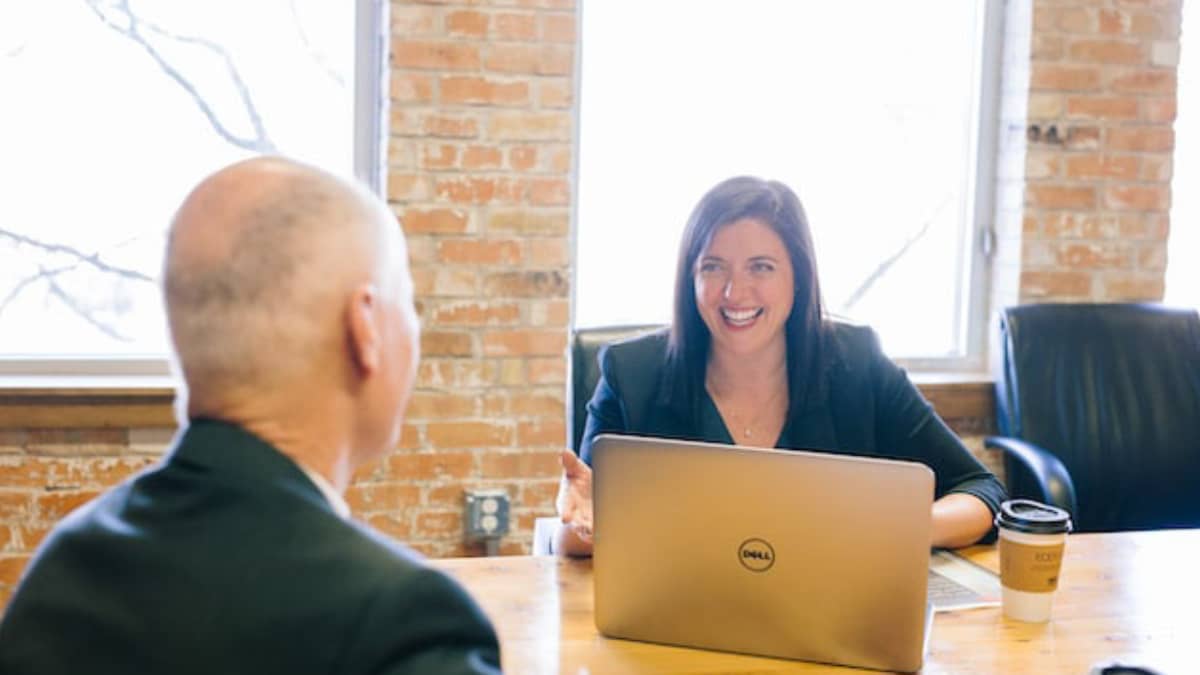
[346,284,381,376]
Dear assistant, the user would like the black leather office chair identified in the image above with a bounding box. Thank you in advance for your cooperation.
[985,303,1200,533]
[568,325,664,454]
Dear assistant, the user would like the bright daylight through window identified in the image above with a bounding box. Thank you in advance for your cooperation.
[0,0,370,369]
[575,1,998,363]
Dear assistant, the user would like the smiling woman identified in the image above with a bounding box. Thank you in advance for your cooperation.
[555,176,1007,558]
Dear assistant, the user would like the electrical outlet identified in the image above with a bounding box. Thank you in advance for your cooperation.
[464,489,510,541]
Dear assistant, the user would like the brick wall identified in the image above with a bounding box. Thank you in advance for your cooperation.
[0,0,1187,608]
[1018,0,1181,301]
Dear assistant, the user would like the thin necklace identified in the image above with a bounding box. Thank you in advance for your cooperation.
[707,379,787,440]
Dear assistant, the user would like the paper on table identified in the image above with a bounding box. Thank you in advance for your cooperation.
[928,549,1002,612]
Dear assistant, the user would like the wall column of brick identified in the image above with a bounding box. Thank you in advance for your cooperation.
[359,0,577,557]
[1017,0,1180,301]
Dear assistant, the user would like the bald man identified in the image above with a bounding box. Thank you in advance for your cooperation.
[0,158,502,674]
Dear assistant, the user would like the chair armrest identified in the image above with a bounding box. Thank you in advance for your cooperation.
[984,436,1078,517]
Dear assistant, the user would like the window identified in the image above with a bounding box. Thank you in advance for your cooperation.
[574,1,1000,366]
[0,0,384,374]
[1167,0,1198,309]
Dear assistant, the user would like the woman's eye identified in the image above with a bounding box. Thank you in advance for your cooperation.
[698,262,724,275]
[750,262,775,274]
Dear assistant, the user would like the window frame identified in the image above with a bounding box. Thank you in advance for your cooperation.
[0,0,388,383]
[569,0,1006,374]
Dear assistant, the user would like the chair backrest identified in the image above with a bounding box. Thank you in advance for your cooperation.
[569,325,664,454]
[995,302,1200,532]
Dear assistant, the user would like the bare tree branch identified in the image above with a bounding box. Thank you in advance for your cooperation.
[46,272,132,342]
[839,195,952,313]
[0,227,155,282]
[0,263,80,317]
[85,0,276,153]
[289,0,346,88]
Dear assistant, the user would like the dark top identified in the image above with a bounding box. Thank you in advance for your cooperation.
[0,420,501,675]
[580,325,1007,539]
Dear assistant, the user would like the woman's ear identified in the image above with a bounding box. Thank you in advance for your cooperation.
[346,283,381,376]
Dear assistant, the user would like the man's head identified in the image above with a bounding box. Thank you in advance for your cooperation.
[164,157,419,465]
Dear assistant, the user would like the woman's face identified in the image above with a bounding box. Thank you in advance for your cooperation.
[693,217,795,359]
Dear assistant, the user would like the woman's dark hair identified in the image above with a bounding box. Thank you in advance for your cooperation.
[666,176,827,409]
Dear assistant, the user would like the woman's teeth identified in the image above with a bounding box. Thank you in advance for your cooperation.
[721,308,762,326]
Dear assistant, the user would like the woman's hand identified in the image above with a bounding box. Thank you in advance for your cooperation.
[555,450,595,556]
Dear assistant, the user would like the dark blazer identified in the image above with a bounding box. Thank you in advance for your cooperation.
[0,420,501,675]
[580,324,1007,526]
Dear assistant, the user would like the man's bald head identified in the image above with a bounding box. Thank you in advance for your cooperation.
[164,157,414,408]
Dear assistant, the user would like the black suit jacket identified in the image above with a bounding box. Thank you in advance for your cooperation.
[0,420,501,674]
[580,324,1007,533]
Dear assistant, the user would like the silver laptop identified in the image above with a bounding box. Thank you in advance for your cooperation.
[591,434,935,673]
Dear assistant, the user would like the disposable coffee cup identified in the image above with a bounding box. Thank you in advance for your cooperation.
[995,499,1072,622]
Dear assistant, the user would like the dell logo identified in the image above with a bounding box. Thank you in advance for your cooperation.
[737,538,775,572]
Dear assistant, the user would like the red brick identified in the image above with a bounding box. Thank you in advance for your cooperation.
[485,44,573,75]
[526,239,569,267]
[390,73,434,104]
[486,210,569,235]
[1108,127,1174,151]
[405,391,479,420]
[1025,152,1060,179]
[519,481,560,508]
[1143,98,1177,123]
[427,422,514,448]
[435,177,523,205]
[345,483,421,514]
[414,511,462,537]
[1105,185,1170,211]
[1056,243,1132,269]
[391,6,438,35]
[387,173,431,201]
[542,14,575,43]
[422,114,480,139]
[1098,9,1128,34]
[1031,65,1101,91]
[395,424,421,451]
[481,329,567,357]
[366,513,413,541]
[0,555,31,586]
[549,146,572,173]
[517,419,567,446]
[1056,7,1096,32]
[393,41,481,71]
[461,145,504,170]
[1067,39,1145,64]
[510,391,565,416]
[528,178,570,205]
[1043,213,1119,239]
[0,492,31,519]
[35,490,101,521]
[418,360,499,388]
[431,301,522,326]
[437,239,523,265]
[1026,185,1097,209]
[445,10,489,39]
[421,331,476,357]
[388,451,477,480]
[440,76,530,107]
[529,298,570,327]
[539,79,573,108]
[482,270,569,298]
[480,450,561,479]
[527,357,566,384]
[1021,270,1093,298]
[1065,96,1140,120]
[493,13,538,41]
[1110,69,1176,94]
[420,144,459,170]
[1032,35,1065,60]
[1065,126,1101,150]
[508,147,537,171]
[1064,154,1139,180]
[1119,214,1169,240]
[487,112,571,141]
[1138,244,1168,270]
[402,208,470,235]
[411,266,478,297]
[1140,155,1173,182]
[1100,273,1164,301]
[25,430,125,456]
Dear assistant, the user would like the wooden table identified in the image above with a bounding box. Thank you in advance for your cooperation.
[431,529,1199,674]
